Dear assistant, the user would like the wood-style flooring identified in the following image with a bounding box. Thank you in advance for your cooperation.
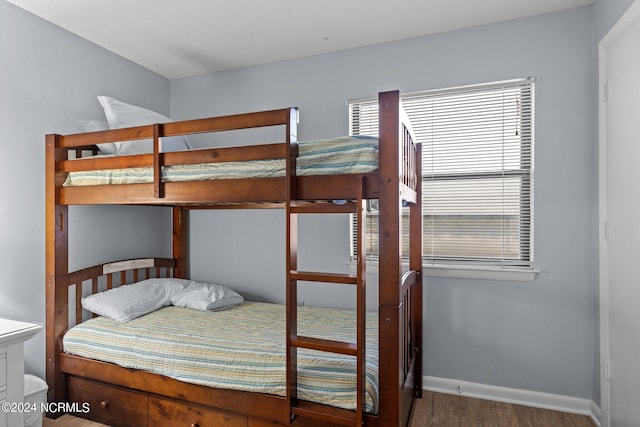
[411,391,596,427]
[43,391,596,427]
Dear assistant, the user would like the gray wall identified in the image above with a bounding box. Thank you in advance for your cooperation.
[595,0,635,41]
[0,1,171,378]
[171,7,598,402]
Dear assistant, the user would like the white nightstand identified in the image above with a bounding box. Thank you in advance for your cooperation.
[0,319,42,427]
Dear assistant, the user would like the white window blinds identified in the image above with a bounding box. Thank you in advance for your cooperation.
[349,79,535,268]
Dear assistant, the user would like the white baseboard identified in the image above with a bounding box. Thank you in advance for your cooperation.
[590,400,602,426]
[423,376,601,426]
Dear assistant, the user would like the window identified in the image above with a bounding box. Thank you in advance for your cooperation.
[349,79,534,270]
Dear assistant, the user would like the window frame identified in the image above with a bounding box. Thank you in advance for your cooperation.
[348,79,537,281]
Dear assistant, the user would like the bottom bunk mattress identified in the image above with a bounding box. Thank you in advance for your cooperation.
[63,301,379,413]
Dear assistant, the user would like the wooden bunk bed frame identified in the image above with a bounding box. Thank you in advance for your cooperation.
[45,90,423,427]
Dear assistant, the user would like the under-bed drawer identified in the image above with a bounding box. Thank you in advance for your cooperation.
[149,396,247,427]
[67,377,148,427]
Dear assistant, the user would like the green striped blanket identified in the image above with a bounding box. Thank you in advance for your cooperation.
[63,136,379,186]
[63,302,379,413]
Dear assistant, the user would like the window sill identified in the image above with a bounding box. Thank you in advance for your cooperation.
[423,264,538,281]
[348,261,538,282]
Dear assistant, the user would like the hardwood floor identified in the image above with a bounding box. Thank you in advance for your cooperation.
[411,391,596,427]
[44,391,596,427]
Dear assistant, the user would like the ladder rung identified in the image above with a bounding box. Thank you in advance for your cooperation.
[290,270,357,284]
[290,202,357,214]
[291,400,357,426]
[291,335,358,356]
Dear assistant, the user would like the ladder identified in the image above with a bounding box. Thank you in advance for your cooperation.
[285,176,367,426]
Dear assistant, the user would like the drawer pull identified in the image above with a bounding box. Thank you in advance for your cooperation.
[191,423,199,427]
[100,400,110,409]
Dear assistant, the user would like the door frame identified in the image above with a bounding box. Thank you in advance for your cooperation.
[598,2,640,426]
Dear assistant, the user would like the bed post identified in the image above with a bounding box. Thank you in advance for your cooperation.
[45,134,69,409]
[410,144,423,399]
[172,206,189,279]
[377,91,405,426]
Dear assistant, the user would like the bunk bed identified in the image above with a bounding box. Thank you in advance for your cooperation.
[45,90,423,427]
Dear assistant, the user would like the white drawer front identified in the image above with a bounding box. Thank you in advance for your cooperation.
[0,352,5,404]
[0,353,6,390]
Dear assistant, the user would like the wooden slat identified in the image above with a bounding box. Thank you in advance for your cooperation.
[66,258,174,283]
[59,126,154,148]
[290,335,357,356]
[400,270,417,298]
[290,271,356,285]
[173,207,189,279]
[355,176,366,426]
[60,154,154,173]
[165,143,287,165]
[66,265,103,286]
[60,178,287,205]
[162,108,293,135]
[75,283,82,326]
[409,143,423,399]
[290,202,357,214]
[153,123,163,198]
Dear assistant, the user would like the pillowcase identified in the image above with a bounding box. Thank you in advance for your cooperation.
[78,119,109,133]
[97,95,191,155]
[78,120,115,155]
[81,278,191,322]
[171,281,244,312]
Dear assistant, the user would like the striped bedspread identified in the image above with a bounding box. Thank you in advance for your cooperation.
[63,302,379,413]
[63,136,379,186]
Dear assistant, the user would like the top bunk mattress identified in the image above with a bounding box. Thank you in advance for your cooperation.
[63,136,378,186]
[63,301,379,413]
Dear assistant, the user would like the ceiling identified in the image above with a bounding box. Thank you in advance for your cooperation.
[7,0,593,80]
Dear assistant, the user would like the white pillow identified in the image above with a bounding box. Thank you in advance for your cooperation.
[78,119,109,133]
[97,96,191,155]
[78,120,115,155]
[171,281,244,312]
[81,278,191,322]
